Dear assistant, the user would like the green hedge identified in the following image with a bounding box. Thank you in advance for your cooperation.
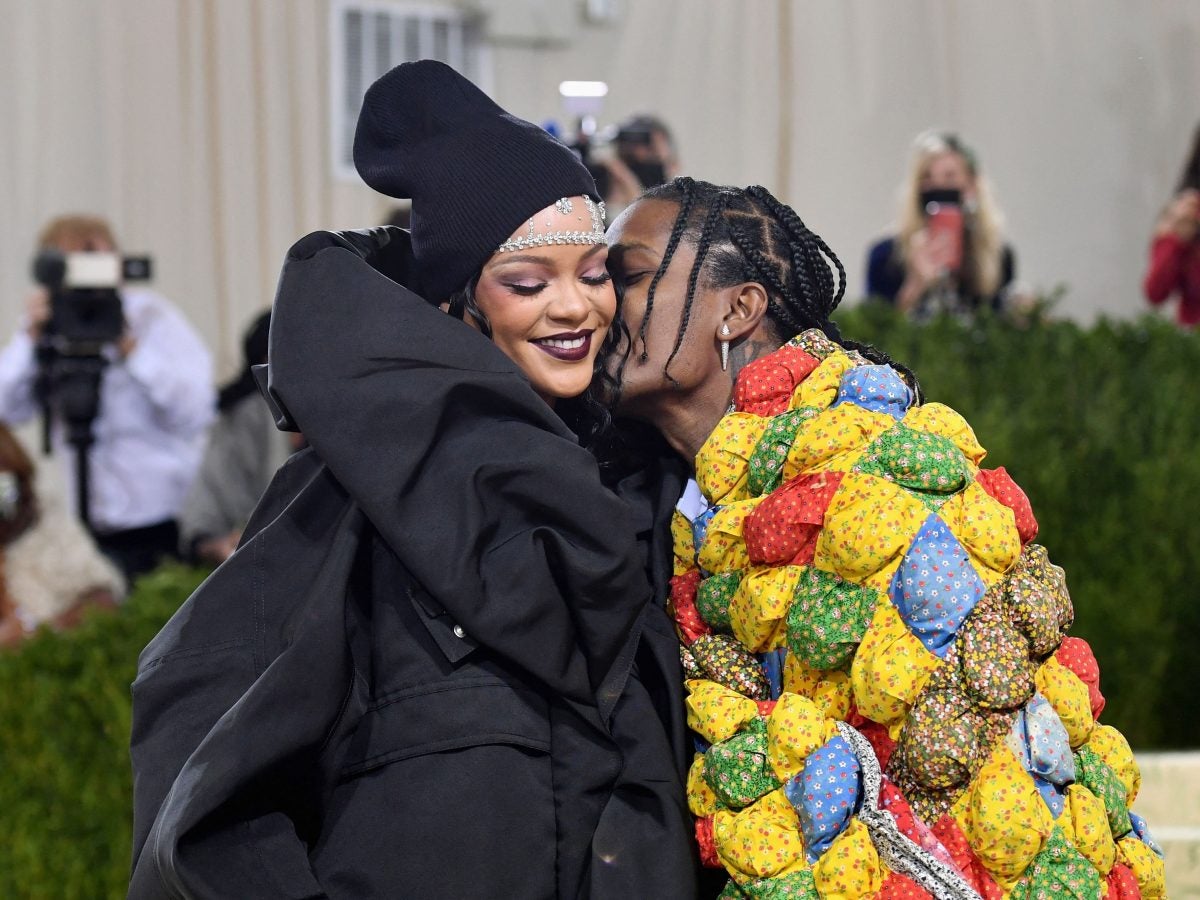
[0,565,208,898]
[835,303,1200,751]
[1,309,1197,895]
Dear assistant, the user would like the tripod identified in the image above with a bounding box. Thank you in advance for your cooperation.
[36,350,107,532]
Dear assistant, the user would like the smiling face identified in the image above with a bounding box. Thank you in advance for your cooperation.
[474,200,616,403]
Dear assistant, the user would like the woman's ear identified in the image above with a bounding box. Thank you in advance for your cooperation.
[717,282,770,342]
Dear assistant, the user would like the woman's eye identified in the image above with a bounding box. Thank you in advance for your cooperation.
[504,281,547,296]
[581,271,613,287]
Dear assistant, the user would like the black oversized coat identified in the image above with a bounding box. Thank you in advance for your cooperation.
[128,229,696,898]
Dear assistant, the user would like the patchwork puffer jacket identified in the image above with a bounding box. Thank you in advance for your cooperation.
[672,330,1165,900]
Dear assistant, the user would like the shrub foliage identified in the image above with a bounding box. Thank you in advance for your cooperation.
[837,304,1200,751]
[0,565,208,898]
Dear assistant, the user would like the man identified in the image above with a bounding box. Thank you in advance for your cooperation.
[0,215,214,580]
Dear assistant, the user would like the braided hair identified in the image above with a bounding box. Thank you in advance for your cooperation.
[626,177,921,400]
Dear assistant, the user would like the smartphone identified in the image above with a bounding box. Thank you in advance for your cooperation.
[921,188,963,273]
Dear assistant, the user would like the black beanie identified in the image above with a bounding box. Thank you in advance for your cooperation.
[353,60,599,302]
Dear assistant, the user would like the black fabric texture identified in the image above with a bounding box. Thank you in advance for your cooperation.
[352,60,598,302]
[128,227,694,899]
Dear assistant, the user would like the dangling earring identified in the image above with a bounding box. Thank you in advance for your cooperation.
[720,323,731,371]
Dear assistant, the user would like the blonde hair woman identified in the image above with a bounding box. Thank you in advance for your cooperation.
[866,130,1015,316]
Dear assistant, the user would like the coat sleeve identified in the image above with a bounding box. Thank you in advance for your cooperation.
[0,330,39,425]
[129,458,365,899]
[1143,233,1186,305]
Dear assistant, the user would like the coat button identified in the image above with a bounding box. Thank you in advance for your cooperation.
[452,624,466,639]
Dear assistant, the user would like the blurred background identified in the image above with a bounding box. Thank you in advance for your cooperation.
[3,0,1199,374]
[1,1,1198,896]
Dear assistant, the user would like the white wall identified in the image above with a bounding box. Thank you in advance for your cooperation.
[2,0,1197,377]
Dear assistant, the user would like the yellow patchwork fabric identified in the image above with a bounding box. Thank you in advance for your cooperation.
[713,788,809,884]
[956,743,1054,890]
[937,480,1022,586]
[814,473,928,585]
[791,351,856,410]
[685,678,759,744]
[696,412,768,505]
[811,818,883,899]
[850,600,942,727]
[903,402,987,467]
[1087,724,1141,804]
[696,499,759,575]
[782,403,897,479]
[782,654,852,720]
[1035,657,1095,749]
[672,508,695,576]
[1116,835,1166,899]
[730,565,805,652]
[1059,783,1117,876]
[687,752,723,817]
[765,692,837,781]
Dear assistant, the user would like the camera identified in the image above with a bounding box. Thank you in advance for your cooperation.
[27,248,152,527]
[31,250,151,353]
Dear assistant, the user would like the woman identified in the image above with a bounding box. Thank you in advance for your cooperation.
[129,62,694,899]
[605,178,1163,898]
[1143,122,1200,326]
[866,131,1015,317]
[0,424,123,646]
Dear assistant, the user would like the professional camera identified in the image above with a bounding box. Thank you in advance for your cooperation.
[31,250,151,353]
[28,248,152,528]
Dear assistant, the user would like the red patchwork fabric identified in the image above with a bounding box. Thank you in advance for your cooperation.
[695,816,721,868]
[877,871,934,899]
[744,473,843,566]
[931,814,1004,900]
[733,345,820,416]
[976,467,1038,544]
[857,720,897,770]
[670,569,709,645]
[1104,863,1142,900]
[1056,636,1106,719]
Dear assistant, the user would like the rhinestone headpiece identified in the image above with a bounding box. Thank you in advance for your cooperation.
[497,196,607,253]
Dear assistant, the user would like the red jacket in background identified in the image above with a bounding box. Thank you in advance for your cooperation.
[1143,232,1200,326]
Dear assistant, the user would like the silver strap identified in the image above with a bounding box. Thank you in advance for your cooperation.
[836,721,983,900]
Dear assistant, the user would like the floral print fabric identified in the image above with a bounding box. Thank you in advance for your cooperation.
[668,332,1159,898]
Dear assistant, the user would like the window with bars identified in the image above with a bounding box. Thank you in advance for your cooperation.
[330,1,489,180]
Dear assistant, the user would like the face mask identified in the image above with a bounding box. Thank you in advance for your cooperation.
[627,160,668,189]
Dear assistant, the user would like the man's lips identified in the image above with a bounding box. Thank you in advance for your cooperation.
[531,330,593,362]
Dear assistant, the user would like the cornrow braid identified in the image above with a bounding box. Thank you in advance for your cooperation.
[638,176,697,361]
[726,225,808,335]
[663,189,730,376]
[745,184,847,317]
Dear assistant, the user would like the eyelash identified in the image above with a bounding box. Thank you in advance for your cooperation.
[503,271,612,296]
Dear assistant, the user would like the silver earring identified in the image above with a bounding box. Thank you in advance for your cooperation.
[720,324,731,371]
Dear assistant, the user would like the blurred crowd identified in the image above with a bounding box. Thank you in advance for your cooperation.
[2,112,1196,648]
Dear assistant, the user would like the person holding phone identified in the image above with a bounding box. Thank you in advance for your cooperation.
[866,131,1015,317]
[1143,122,1200,326]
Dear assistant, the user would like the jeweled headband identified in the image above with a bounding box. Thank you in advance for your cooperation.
[497,195,607,253]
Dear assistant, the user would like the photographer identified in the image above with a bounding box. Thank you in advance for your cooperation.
[866,130,1015,317]
[0,215,214,581]
[1144,123,1200,326]
[594,115,679,215]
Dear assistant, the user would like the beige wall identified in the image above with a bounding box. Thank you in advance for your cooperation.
[2,0,1198,378]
